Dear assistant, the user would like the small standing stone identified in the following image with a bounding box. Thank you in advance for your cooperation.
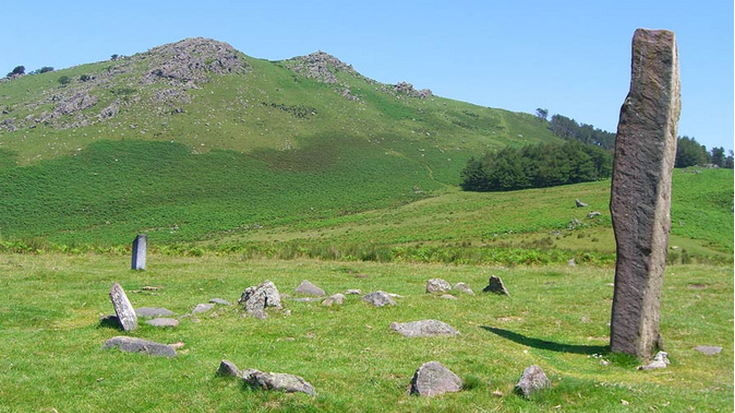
[103,336,176,357]
[362,291,396,307]
[242,369,316,396]
[131,234,147,270]
[694,346,722,356]
[110,283,138,331]
[216,360,241,377]
[482,276,510,297]
[568,258,577,267]
[345,289,362,295]
[408,361,463,397]
[452,282,474,295]
[295,280,326,296]
[514,365,550,398]
[575,199,588,208]
[426,278,452,294]
[390,320,459,338]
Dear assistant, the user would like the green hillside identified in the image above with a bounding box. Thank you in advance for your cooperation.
[0,38,557,245]
[0,38,731,262]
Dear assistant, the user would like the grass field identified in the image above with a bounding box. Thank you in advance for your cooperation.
[0,253,731,412]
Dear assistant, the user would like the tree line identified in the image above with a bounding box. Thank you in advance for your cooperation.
[675,136,733,168]
[461,141,612,192]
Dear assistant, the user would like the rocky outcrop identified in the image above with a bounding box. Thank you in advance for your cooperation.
[283,51,356,84]
[610,29,681,359]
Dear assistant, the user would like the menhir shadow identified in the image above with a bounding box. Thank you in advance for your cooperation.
[481,326,608,355]
[97,315,123,330]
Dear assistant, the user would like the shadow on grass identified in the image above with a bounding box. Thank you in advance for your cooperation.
[97,315,123,330]
[481,326,609,355]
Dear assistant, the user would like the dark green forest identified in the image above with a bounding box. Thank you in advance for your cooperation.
[460,141,612,192]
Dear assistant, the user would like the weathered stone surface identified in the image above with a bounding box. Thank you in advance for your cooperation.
[694,345,722,356]
[210,298,231,306]
[131,234,147,270]
[322,293,345,307]
[391,320,459,338]
[110,283,137,331]
[216,360,241,377]
[575,198,588,208]
[192,303,215,314]
[514,365,550,398]
[135,307,175,318]
[587,211,602,218]
[610,29,681,359]
[409,361,462,397]
[103,336,176,357]
[145,318,179,327]
[568,258,577,267]
[362,291,396,307]
[452,282,474,295]
[345,289,362,295]
[295,280,326,296]
[426,278,452,294]
[242,369,316,396]
[482,275,510,297]
[440,294,458,300]
[238,280,282,318]
[638,351,670,370]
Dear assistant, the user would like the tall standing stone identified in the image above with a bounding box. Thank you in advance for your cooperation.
[609,29,680,359]
[110,283,138,331]
[131,234,147,270]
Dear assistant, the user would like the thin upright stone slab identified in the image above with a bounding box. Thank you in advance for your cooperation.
[110,283,138,331]
[131,234,147,270]
[609,29,681,359]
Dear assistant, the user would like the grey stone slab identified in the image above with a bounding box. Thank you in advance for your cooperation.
[391,320,459,338]
[135,307,175,318]
[210,298,231,306]
[694,346,722,356]
[242,369,316,396]
[145,318,179,327]
[192,303,215,314]
[103,336,176,357]
[361,291,395,307]
[514,365,550,398]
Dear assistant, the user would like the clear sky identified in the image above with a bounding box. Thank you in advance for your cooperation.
[2,0,732,151]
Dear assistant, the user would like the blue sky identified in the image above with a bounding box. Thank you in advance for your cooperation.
[2,0,732,151]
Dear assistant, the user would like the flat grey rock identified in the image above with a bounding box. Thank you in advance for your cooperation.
[426,278,451,294]
[145,318,179,327]
[452,282,474,295]
[391,320,459,338]
[290,297,322,303]
[409,361,462,397]
[135,307,175,318]
[110,283,138,331]
[362,291,396,307]
[514,365,550,398]
[483,275,510,297]
[192,303,215,314]
[242,369,316,396]
[210,298,231,306]
[295,280,326,297]
[694,345,722,356]
[440,294,458,300]
[103,336,176,357]
[345,289,362,295]
[216,359,241,377]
